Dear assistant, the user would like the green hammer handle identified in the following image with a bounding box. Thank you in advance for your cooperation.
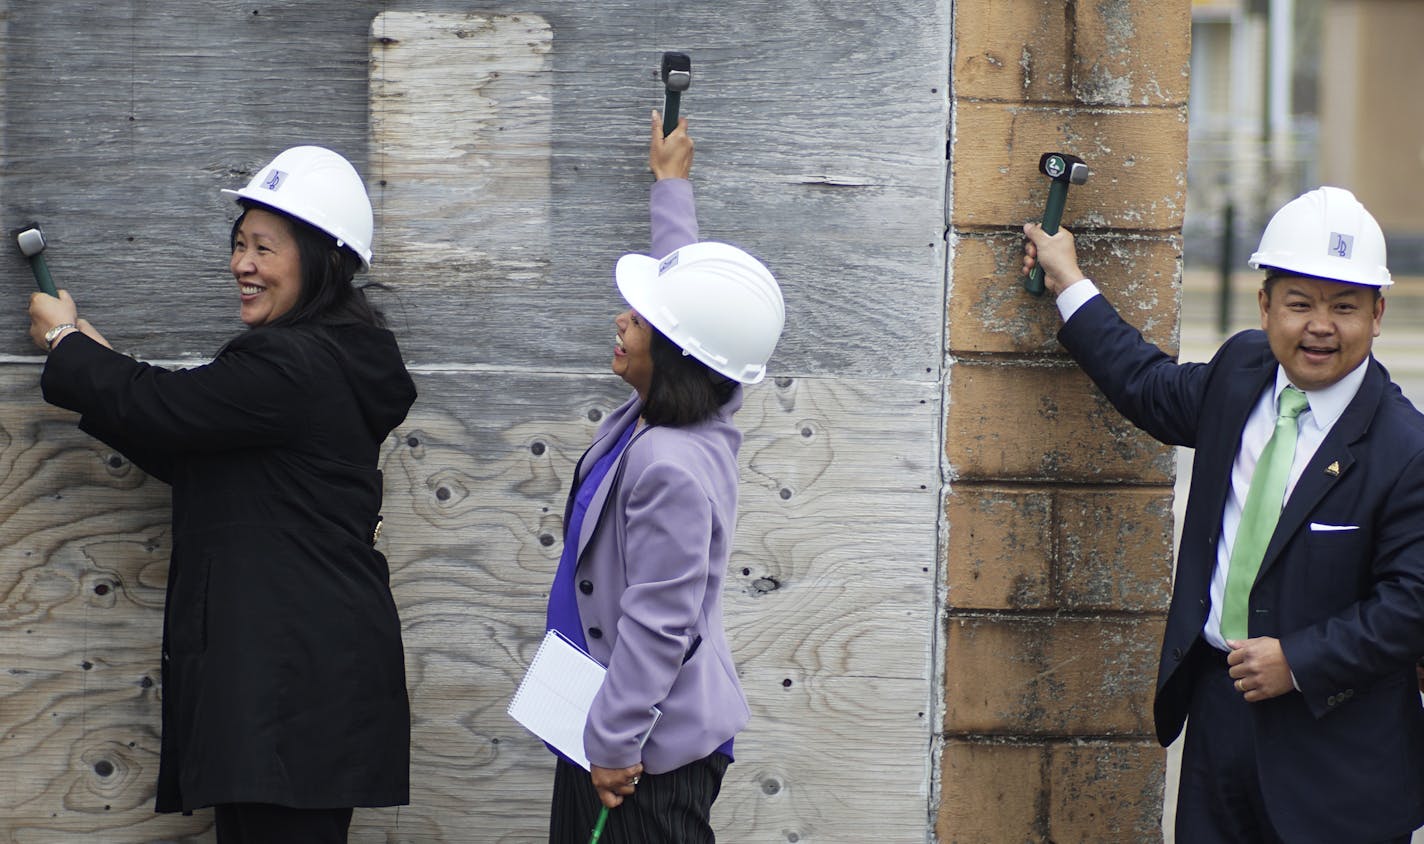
[30,253,58,298]
[1026,179,1071,297]
[662,90,681,137]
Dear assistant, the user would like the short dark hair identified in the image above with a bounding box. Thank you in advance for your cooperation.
[1262,268,1382,302]
[231,201,388,328]
[642,327,737,427]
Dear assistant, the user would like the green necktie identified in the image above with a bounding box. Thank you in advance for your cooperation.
[1221,386,1310,640]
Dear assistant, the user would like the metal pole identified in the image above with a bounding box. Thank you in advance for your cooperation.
[1218,202,1236,338]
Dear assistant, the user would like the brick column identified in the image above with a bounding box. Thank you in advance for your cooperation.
[939,2,1191,840]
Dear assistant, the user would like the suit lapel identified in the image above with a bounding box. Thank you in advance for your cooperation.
[1257,359,1384,580]
[560,394,643,531]
[575,422,653,570]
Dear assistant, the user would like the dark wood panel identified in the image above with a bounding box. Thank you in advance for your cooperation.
[2,1,948,382]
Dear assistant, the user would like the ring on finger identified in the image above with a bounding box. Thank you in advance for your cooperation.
[1235,679,1245,692]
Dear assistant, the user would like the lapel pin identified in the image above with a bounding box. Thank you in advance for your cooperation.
[1325,461,1340,477]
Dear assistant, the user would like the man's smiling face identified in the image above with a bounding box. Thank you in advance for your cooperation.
[1259,274,1384,391]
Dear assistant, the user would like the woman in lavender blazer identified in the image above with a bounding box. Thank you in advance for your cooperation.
[544,113,785,843]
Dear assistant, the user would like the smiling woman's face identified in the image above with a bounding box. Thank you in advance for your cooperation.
[230,208,303,327]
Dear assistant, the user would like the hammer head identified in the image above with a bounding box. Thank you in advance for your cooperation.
[16,225,47,258]
[661,52,691,92]
[1039,152,1089,185]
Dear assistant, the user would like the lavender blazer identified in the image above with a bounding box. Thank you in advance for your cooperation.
[569,178,750,773]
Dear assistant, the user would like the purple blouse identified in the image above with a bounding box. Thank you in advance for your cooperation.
[546,419,638,650]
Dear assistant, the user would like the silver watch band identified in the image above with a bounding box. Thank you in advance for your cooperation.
[44,322,77,349]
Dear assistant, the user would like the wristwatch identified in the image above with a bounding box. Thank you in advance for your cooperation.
[44,322,77,350]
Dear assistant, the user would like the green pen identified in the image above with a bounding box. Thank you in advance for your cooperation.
[588,805,610,843]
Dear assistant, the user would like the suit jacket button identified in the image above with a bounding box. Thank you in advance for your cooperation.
[1172,647,1184,661]
[588,627,603,639]
[579,580,594,595]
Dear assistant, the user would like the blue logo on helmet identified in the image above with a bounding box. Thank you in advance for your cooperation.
[261,169,288,191]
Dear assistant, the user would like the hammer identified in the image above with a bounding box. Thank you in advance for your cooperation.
[15,224,59,297]
[1025,152,1089,296]
[660,52,692,137]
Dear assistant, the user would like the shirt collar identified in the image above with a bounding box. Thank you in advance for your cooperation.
[1274,357,1370,431]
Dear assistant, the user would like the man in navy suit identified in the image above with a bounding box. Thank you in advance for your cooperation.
[1023,187,1424,843]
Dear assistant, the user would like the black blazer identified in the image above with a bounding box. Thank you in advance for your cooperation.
[1060,294,1424,843]
[43,324,417,813]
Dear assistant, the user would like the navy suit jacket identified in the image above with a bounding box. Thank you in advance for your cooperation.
[1060,294,1424,842]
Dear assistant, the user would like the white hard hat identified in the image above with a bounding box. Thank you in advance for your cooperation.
[222,146,374,270]
[615,241,785,384]
[1249,185,1391,287]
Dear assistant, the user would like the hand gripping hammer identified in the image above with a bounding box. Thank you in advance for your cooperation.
[15,224,59,297]
[660,52,692,137]
[1025,152,1089,296]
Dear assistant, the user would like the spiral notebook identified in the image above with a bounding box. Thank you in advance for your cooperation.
[508,629,660,771]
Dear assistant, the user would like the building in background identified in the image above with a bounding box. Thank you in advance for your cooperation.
[1186,0,1424,274]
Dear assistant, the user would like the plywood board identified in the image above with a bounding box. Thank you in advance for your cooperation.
[0,368,939,842]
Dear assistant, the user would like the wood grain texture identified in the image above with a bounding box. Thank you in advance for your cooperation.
[0,369,939,842]
[1,3,950,841]
[372,372,940,842]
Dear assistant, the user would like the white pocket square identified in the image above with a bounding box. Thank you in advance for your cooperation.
[1310,522,1359,532]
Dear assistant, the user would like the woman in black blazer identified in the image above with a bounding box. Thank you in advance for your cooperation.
[27,146,416,844]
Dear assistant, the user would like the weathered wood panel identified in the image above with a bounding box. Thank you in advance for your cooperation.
[1,2,950,841]
[1,1,948,382]
[0,370,938,841]
[376,371,939,842]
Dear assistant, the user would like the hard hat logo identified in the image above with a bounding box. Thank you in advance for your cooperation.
[1330,232,1353,259]
[261,169,287,192]
[658,251,680,275]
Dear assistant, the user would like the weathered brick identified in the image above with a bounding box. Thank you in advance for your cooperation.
[1048,741,1166,841]
[1056,487,1174,612]
[944,615,1160,735]
[953,0,1189,107]
[948,230,1181,355]
[1073,3,1191,106]
[946,360,1175,483]
[954,0,1069,102]
[950,103,1188,230]
[938,740,1045,843]
[946,484,1175,612]
[938,739,1164,842]
[946,485,1053,610]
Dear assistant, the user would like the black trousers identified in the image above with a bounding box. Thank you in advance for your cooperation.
[549,752,730,844]
[213,803,353,844]
[1175,640,1408,844]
